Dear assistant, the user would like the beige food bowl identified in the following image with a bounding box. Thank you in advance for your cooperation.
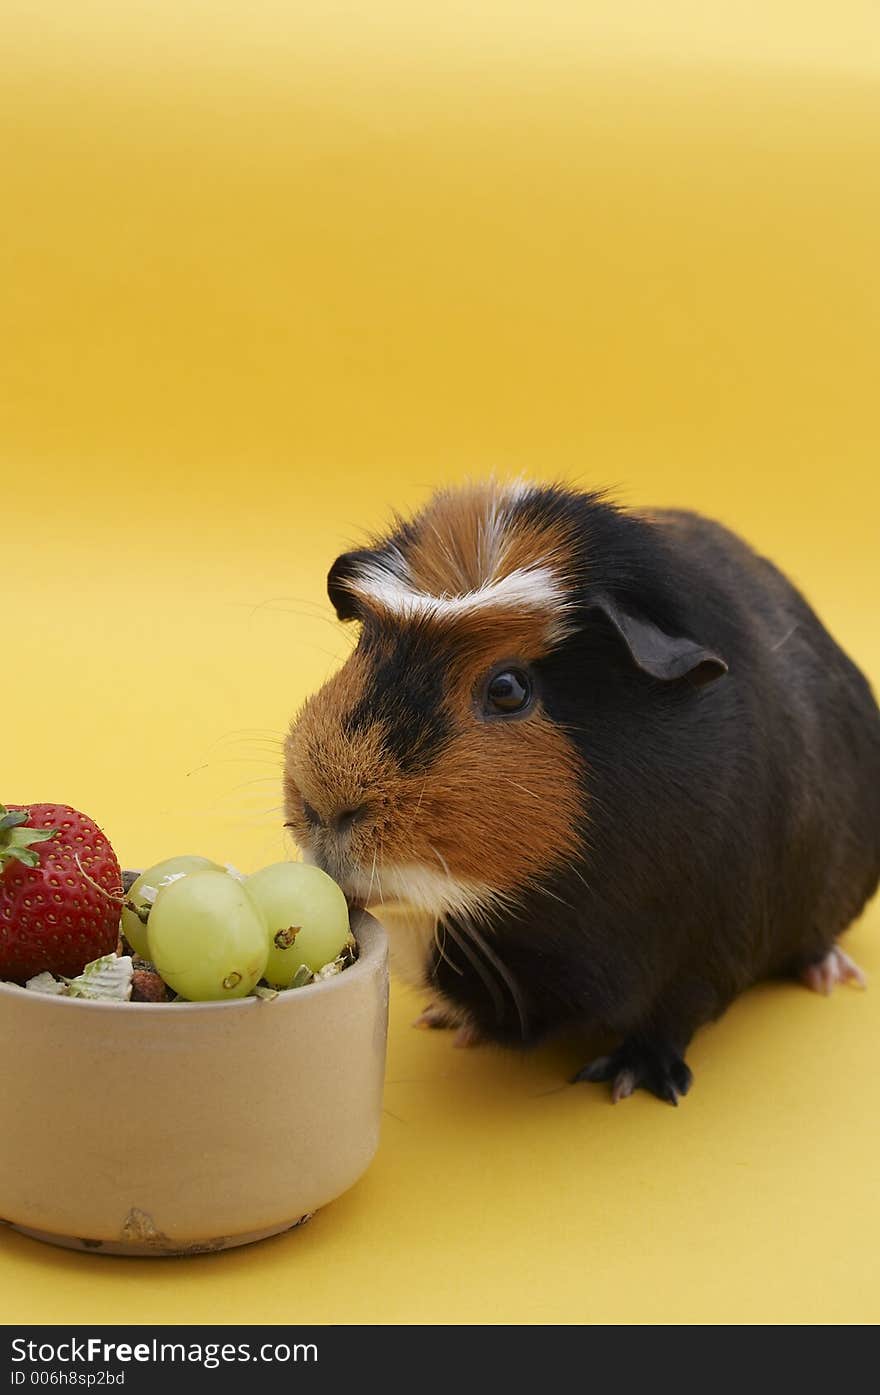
[0,910,388,1256]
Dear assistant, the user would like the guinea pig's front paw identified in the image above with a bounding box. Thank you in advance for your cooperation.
[574,1038,693,1106]
[413,1002,457,1030]
[413,1001,484,1048]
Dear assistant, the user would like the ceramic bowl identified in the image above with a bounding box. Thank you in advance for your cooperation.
[0,910,388,1256]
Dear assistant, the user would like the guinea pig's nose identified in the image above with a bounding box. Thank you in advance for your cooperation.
[331,804,369,835]
[301,798,368,835]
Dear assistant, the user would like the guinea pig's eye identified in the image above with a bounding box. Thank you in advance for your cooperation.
[484,668,533,717]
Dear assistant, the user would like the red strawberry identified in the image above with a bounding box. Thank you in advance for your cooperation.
[0,804,122,982]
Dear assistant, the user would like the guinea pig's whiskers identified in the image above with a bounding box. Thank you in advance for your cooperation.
[191,777,283,798]
[428,843,527,1036]
[569,865,594,896]
[242,593,331,624]
[365,847,379,909]
[209,743,286,762]
[207,727,286,746]
[186,757,283,774]
[463,918,528,1038]
[441,916,506,1021]
[237,595,358,659]
[433,916,463,976]
[535,882,578,914]
[373,835,388,908]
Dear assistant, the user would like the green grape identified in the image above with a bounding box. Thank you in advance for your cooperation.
[247,861,351,989]
[147,870,268,1001]
[122,856,224,958]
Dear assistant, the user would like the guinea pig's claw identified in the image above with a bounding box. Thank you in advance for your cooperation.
[610,1069,636,1103]
[413,1003,483,1047]
[413,1003,455,1030]
[453,1024,483,1049]
[800,946,867,996]
[574,1054,615,1085]
[574,1040,693,1106]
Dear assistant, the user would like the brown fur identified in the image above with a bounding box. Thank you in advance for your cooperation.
[401,481,578,597]
[284,648,407,866]
[284,602,584,897]
[405,707,582,894]
[417,605,565,668]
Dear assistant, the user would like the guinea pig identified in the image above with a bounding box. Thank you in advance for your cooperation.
[283,480,880,1104]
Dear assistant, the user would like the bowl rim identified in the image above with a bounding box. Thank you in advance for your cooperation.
[0,908,385,1015]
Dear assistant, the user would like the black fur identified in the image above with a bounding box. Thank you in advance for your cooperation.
[327,549,381,621]
[345,624,454,773]
[424,489,880,1100]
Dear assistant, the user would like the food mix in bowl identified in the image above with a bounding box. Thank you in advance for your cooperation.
[0,803,356,1004]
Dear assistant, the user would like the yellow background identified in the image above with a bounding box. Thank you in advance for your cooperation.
[3,2,879,1323]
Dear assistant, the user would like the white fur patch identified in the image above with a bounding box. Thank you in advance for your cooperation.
[345,861,495,922]
[345,862,500,990]
[375,905,440,990]
[350,561,572,637]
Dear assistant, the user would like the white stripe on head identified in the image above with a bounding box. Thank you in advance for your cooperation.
[349,561,574,639]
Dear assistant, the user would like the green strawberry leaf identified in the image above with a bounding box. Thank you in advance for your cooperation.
[1,847,41,868]
[0,817,58,874]
[6,827,57,849]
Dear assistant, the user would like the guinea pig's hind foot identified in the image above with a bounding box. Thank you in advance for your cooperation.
[573,1038,693,1107]
[799,945,867,996]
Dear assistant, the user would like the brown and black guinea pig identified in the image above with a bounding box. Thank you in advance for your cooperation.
[283,481,880,1104]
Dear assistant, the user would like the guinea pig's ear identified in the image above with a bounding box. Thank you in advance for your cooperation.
[588,593,728,687]
[327,549,376,621]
